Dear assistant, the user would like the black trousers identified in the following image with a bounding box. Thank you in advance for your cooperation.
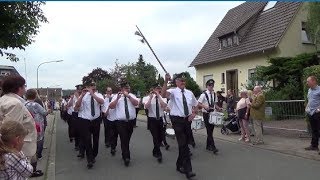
[116,120,135,160]
[79,117,101,163]
[203,112,216,148]
[148,117,163,157]
[308,112,320,147]
[171,116,192,173]
[72,112,83,152]
[187,120,195,145]
[161,119,168,145]
[109,120,119,150]
[103,118,111,146]
[67,113,75,140]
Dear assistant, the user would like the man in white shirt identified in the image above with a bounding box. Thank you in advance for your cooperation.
[109,81,139,167]
[162,73,198,179]
[75,82,104,169]
[102,87,119,155]
[67,84,84,156]
[67,95,75,143]
[143,83,167,163]
[198,79,220,154]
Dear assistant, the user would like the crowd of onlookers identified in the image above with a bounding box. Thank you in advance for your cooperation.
[0,75,53,179]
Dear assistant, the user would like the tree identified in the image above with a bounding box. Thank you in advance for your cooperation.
[82,67,111,86]
[247,52,319,100]
[307,2,320,49]
[135,54,158,92]
[0,2,48,61]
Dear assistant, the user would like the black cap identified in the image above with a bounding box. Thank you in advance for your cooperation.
[75,84,83,90]
[152,83,162,89]
[206,79,215,86]
[173,72,187,82]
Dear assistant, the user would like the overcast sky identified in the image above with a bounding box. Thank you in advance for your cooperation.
[0,1,244,89]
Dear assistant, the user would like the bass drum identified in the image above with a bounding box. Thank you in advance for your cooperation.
[166,128,175,139]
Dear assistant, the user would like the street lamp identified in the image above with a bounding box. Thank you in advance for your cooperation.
[37,60,63,89]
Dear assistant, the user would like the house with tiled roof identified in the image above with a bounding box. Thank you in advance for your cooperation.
[190,2,316,95]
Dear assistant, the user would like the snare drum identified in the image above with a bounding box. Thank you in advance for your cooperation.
[166,128,175,138]
[209,112,224,125]
[191,116,204,130]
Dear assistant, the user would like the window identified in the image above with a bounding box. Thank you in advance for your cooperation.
[248,69,256,79]
[233,35,239,45]
[221,73,225,84]
[203,75,213,89]
[301,22,312,44]
[227,37,232,46]
[222,39,227,47]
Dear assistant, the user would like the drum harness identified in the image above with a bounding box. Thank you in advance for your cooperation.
[204,91,215,113]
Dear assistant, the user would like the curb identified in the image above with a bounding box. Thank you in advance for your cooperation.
[44,112,57,180]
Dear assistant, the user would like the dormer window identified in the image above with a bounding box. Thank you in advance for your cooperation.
[219,34,239,49]
[222,39,227,47]
[233,35,239,45]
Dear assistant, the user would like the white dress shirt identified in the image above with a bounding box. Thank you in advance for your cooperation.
[102,94,117,121]
[167,87,198,117]
[111,93,138,121]
[67,98,73,115]
[198,90,218,113]
[72,95,79,112]
[143,95,167,119]
[78,92,104,120]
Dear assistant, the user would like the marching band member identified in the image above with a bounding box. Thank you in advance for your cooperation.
[197,79,220,154]
[162,73,198,179]
[75,82,104,169]
[108,81,139,167]
[103,87,114,148]
[143,83,167,163]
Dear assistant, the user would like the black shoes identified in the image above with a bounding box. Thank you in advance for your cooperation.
[207,146,219,154]
[305,146,319,151]
[157,157,162,163]
[77,153,84,159]
[111,149,116,156]
[176,167,185,174]
[87,162,93,169]
[165,144,170,150]
[124,158,130,167]
[185,172,196,179]
[105,143,111,148]
[176,167,196,179]
[31,170,44,177]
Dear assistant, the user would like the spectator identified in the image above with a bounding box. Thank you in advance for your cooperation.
[236,90,251,143]
[248,86,265,145]
[0,75,39,177]
[305,76,320,152]
[216,91,225,109]
[0,121,33,179]
[226,89,236,116]
[25,89,51,160]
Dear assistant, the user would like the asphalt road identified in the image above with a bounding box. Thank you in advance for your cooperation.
[56,116,320,180]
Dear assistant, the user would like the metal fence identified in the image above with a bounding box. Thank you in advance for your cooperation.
[265,100,305,120]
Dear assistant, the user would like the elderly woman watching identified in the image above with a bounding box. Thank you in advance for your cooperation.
[236,90,251,142]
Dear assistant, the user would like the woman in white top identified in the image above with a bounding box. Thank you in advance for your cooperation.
[236,90,251,142]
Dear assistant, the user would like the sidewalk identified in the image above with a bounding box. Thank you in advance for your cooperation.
[33,111,57,180]
[137,114,320,161]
